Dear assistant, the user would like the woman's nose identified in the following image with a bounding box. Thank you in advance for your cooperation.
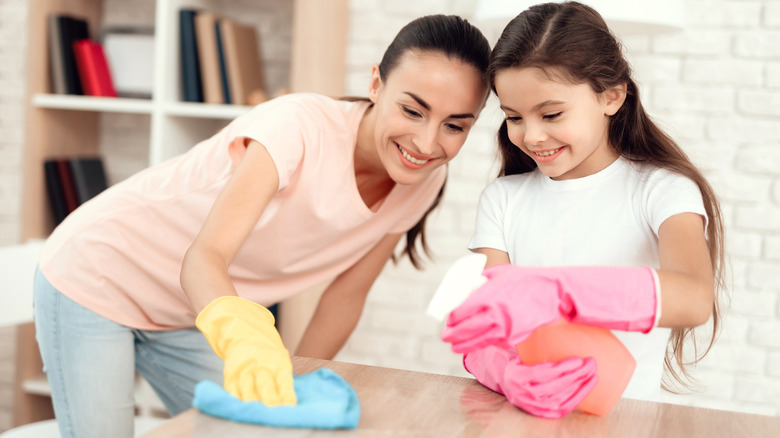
[413,124,439,154]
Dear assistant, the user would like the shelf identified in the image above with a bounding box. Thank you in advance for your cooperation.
[21,374,50,397]
[163,101,252,119]
[32,93,154,114]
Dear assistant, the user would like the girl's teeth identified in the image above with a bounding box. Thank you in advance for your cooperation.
[398,145,427,165]
[535,148,561,157]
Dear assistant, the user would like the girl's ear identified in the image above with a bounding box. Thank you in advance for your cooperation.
[603,82,627,116]
[368,64,382,104]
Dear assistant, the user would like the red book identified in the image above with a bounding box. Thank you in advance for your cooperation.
[56,159,79,214]
[73,39,118,97]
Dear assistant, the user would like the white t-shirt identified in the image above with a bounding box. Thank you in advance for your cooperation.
[39,93,446,330]
[469,156,707,401]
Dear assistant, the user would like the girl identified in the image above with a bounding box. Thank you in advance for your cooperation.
[34,14,491,438]
[441,2,726,418]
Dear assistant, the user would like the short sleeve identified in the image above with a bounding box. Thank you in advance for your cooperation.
[222,96,312,190]
[644,170,708,236]
[468,179,509,252]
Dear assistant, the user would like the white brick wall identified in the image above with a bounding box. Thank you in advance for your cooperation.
[1,0,778,421]
[335,0,780,418]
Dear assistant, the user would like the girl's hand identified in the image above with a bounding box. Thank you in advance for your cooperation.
[441,264,562,353]
[464,345,598,419]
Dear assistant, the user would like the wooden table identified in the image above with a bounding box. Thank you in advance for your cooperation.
[140,357,780,437]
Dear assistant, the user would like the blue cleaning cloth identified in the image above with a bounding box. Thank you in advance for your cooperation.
[192,368,360,429]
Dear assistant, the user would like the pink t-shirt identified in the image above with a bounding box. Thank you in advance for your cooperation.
[39,93,446,330]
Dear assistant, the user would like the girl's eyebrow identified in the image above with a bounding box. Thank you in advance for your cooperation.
[500,100,566,113]
[404,92,476,119]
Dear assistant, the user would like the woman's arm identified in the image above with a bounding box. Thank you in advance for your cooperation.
[181,138,279,313]
[655,212,714,328]
[294,232,404,359]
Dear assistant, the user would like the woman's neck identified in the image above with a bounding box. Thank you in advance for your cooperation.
[355,105,395,211]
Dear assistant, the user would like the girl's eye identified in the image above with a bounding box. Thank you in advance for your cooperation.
[544,112,562,120]
[506,116,522,124]
[402,106,422,118]
[445,123,465,132]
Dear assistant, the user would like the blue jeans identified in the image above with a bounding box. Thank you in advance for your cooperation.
[33,268,223,438]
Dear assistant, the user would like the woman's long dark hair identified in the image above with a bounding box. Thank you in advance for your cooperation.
[378,15,491,268]
[489,2,726,391]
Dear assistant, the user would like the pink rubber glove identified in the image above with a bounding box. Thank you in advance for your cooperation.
[464,345,598,419]
[442,264,659,353]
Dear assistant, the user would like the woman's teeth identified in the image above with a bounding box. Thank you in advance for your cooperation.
[398,145,427,165]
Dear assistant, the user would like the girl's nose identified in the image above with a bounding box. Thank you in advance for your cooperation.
[523,122,547,147]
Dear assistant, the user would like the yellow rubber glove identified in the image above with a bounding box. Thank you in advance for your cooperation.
[195,296,297,406]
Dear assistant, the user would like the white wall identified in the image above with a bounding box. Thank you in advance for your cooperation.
[0,0,778,419]
[335,0,780,418]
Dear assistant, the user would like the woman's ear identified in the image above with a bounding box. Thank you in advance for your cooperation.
[603,82,627,116]
[368,64,382,103]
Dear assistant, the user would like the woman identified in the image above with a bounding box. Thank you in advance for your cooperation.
[34,14,491,438]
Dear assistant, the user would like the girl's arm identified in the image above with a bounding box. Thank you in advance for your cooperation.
[474,212,714,330]
[294,232,403,359]
[181,138,280,313]
[655,212,714,328]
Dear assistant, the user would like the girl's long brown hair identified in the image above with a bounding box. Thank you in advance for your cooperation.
[488,1,727,391]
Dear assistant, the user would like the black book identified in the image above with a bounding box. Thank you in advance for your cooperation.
[179,9,203,102]
[43,160,68,225]
[69,157,108,205]
[54,14,90,95]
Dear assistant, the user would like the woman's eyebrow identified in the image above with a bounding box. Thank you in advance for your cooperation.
[404,92,476,119]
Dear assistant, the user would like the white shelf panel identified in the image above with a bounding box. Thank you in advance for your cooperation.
[33,94,154,114]
[163,101,252,119]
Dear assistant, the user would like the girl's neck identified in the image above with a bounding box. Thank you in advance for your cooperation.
[355,105,395,211]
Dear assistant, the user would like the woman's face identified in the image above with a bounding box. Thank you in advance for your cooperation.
[368,50,487,186]
[495,66,624,180]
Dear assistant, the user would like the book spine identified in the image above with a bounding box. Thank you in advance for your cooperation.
[215,20,231,104]
[48,14,66,94]
[90,41,118,97]
[55,159,79,213]
[43,161,68,225]
[58,15,90,95]
[179,9,203,102]
[69,158,108,204]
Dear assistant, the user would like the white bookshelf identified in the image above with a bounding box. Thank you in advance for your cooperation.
[16,0,348,428]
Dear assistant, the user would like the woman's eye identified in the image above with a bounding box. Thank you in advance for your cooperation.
[445,123,465,132]
[506,116,522,124]
[544,112,562,120]
[402,106,422,118]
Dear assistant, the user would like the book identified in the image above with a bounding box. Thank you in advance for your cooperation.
[215,20,231,104]
[73,39,118,97]
[69,157,108,204]
[194,11,224,104]
[43,161,68,225]
[219,18,266,105]
[47,15,66,94]
[55,159,79,214]
[50,14,90,95]
[179,9,203,102]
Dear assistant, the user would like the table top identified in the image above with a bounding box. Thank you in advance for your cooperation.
[140,356,780,438]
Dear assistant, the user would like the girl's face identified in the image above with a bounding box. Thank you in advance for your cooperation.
[494,67,625,180]
[367,50,487,186]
